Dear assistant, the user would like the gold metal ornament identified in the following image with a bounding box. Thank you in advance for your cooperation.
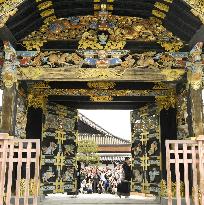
[53,179,64,193]
[19,178,39,196]
[90,95,113,102]
[87,82,116,89]
[54,152,65,171]
[161,180,185,197]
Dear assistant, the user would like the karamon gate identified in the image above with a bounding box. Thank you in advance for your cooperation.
[0,0,204,202]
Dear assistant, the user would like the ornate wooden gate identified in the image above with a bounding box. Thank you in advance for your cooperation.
[131,104,161,195]
[40,102,78,194]
[0,134,40,205]
[166,138,204,205]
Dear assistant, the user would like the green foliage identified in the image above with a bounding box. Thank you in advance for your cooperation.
[76,139,99,165]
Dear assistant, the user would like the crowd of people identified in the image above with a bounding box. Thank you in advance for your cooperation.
[79,164,123,194]
[77,157,132,198]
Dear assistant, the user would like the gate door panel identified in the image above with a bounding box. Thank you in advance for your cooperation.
[131,104,161,196]
[41,102,77,194]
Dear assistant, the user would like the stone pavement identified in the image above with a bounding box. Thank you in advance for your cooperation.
[39,193,160,205]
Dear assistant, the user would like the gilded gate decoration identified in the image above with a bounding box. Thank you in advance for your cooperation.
[41,102,78,194]
[131,104,161,195]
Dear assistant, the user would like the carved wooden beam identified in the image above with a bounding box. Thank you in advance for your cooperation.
[17,67,185,82]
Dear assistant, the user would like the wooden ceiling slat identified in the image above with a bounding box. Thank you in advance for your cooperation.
[14,17,43,40]
[8,12,41,31]
[6,0,38,27]
[55,9,93,18]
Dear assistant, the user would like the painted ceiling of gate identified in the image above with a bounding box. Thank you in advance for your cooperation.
[0,0,204,52]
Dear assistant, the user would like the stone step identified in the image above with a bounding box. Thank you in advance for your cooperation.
[39,194,160,205]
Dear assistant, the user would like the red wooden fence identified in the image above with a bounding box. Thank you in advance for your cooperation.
[0,135,40,205]
[166,136,204,205]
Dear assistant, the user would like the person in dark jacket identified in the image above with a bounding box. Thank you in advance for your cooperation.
[117,157,132,198]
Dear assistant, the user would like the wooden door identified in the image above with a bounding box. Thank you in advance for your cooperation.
[131,104,161,196]
[41,102,78,195]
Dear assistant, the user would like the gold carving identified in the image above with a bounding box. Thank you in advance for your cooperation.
[28,82,176,105]
[76,68,126,79]
[28,93,47,109]
[152,10,166,19]
[0,0,23,28]
[22,16,183,51]
[155,94,176,111]
[34,0,57,36]
[28,82,50,109]
[160,180,185,197]
[153,82,169,90]
[45,88,171,98]
[161,69,185,81]
[23,39,47,51]
[152,0,173,20]
[40,9,54,18]
[90,96,113,102]
[87,82,116,89]
[18,67,45,79]
[20,178,39,196]
[192,186,202,205]
[159,40,183,52]
[32,82,50,89]
[160,179,167,197]
[154,2,169,12]
[37,1,53,10]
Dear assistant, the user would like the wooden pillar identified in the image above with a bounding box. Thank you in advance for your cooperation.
[186,42,204,137]
[0,41,17,135]
[1,86,17,135]
[190,87,204,136]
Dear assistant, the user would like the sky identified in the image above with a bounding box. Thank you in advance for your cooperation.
[79,109,132,140]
